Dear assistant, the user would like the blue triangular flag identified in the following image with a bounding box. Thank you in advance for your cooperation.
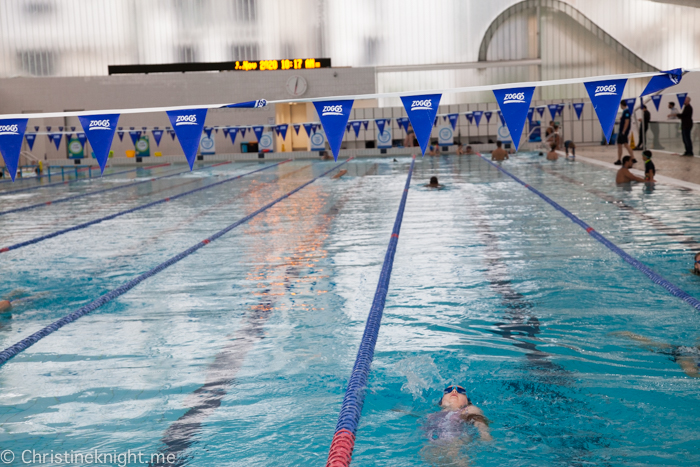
[493,87,535,151]
[557,104,565,115]
[584,78,627,143]
[650,95,663,112]
[346,123,351,133]
[52,133,62,150]
[484,111,492,123]
[169,129,176,140]
[375,119,386,135]
[142,127,147,131]
[77,133,87,147]
[117,127,124,141]
[400,94,441,156]
[203,127,213,138]
[448,113,459,130]
[536,107,545,117]
[58,126,64,132]
[34,126,40,132]
[302,123,313,136]
[641,68,683,96]
[527,107,534,123]
[25,133,36,150]
[240,127,247,137]
[573,103,585,120]
[625,98,636,111]
[66,133,73,141]
[166,108,208,170]
[78,114,120,174]
[547,104,559,120]
[70,126,76,132]
[252,126,264,142]
[222,128,229,138]
[465,113,473,124]
[129,131,140,146]
[362,120,369,130]
[293,124,300,135]
[351,121,362,137]
[152,129,163,146]
[277,124,289,140]
[677,92,688,109]
[0,119,28,181]
[497,110,505,125]
[472,110,483,127]
[313,100,354,161]
[229,127,239,144]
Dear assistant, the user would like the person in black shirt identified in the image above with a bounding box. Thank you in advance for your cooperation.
[636,104,651,151]
[680,96,694,156]
[615,102,635,165]
[642,150,656,182]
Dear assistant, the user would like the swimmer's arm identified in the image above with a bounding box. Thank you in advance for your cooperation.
[461,405,492,441]
[676,357,700,378]
[612,331,674,352]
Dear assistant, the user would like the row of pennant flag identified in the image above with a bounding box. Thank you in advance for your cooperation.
[0,68,684,181]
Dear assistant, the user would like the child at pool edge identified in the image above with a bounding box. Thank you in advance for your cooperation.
[643,150,656,182]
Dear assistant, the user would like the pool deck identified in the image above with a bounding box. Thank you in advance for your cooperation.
[566,146,700,191]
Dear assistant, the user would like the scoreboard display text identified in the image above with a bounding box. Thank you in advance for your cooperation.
[233,58,331,71]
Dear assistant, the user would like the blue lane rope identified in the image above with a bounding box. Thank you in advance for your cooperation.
[0,162,232,217]
[479,155,700,312]
[0,160,289,253]
[0,163,175,196]
[0,159,350,366]
[327,156,415,467]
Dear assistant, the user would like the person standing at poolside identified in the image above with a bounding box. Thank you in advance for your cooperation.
[491,141,508,161]
[616,156,646,184]
[404,124,416,148]
[636,104,651,151]
[616,102,635,165]
[680,96,694,156]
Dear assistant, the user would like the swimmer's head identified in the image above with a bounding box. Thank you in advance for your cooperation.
[642,150,652,161]
[694,252,700,275]
[429,176,438,185]
[622,155,633,167]
[496,141,502,148]
[439,385,469,410]
[538,152,544,157]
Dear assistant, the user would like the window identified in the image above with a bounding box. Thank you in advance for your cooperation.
[178,46,197,63]
[17,50,57,76]
[230,43,260,61]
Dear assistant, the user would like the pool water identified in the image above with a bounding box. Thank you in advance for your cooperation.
[0,155,699,466]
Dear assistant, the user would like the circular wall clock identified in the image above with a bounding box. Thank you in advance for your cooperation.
[285,76,308,97]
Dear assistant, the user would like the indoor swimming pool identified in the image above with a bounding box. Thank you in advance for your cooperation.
[1,154,699,466]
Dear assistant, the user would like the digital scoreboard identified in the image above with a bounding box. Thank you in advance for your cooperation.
[109,58,332,75]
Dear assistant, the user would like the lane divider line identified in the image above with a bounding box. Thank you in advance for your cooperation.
[326,155,416,467]
[0,161,290,253]
[0,162,232,217]
[0,163,173,194]
[479,154,700,312]
[0,159,350,366]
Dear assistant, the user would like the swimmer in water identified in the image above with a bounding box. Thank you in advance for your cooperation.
[421,385,492,466]
[425,176,443,188]
[0,290,46,313]
[332,169,347,179]
[614,331,700,378]
[693,252,700,276]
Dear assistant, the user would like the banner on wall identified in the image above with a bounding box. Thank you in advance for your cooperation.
[377,126,392,149]
[199,132,215,155]
[641,68,683,96]
[625,97,636,111]
[68,137,84,159]
[25,133,36,151]
[401,94,441,156]
[573,103,585,120]
[677,92,688,109]
[166,108,208,170]
[438,125,453,146]
[493,86,535,151]
[0,118,28,181]
[135,136,150,157]
[584,78,627,143]
[152,128,163,146]
[78,114,120,173]
[310,128,327,151]
[650,95,663,111]
[448,113,459,130]
[351,121,362,137]
[313,99,354,160]
[484,111,492,123]
[229,127,239,144]
[258,130,274,152]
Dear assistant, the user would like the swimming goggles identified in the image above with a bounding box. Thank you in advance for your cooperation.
[443,386,467,395]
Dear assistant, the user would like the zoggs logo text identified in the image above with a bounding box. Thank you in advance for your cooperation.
[411,100,432,111]
[503,92,526,104]
[321,105,344,116]
[175,115,198,125]
[594,84,617,96]
[89,120,111,130]
[0,124,19,135]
